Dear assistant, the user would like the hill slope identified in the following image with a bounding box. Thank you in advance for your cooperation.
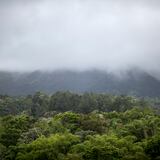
[0,70,160,96]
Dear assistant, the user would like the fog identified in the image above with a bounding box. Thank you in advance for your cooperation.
[0,0,160,76]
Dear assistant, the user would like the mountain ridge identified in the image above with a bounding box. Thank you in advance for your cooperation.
[0,70,160,97]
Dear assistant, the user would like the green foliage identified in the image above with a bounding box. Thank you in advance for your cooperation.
[49,91,80,112]
[80,112,107,134]
[0,143,6,160]
[16,133,80,160]
[31,92,49,117]
[145,135,160,159]
[71,135,149,160]
[0,92,160,159]
[0,114,33,147]
[0,92,151,117]
[0,96,32,116]
[53,112,81,133]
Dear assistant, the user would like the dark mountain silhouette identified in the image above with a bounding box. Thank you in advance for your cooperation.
[0,70,160,97]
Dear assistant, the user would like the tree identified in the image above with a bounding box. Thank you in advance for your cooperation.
[16,133,80,160]
[0,114,33,147]
[31,92,49,117]
[145,135,160,159]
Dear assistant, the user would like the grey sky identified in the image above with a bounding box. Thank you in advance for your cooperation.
[0,0,160,76]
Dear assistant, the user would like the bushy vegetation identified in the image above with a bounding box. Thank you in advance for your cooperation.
[0,91,150,116]
[0,92,160,160]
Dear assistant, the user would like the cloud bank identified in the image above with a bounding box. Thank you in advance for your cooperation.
[0,0,160,76]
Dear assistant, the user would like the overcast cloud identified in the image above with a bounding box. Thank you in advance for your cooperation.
[0,0,160,76]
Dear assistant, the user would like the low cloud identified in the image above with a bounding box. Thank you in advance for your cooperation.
[0,0,160,77]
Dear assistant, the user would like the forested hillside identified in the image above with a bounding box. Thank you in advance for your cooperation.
[0,92,160,160]
[1,0,160,159]
[0,70,160,97]
[0,92,152,116]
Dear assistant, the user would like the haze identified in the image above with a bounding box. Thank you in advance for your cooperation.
[0,0,160,76]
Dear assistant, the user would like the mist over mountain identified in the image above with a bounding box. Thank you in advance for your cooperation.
[0,0,160,78]
[1,1,160,158]
[0,70,160,97]
[0,0,160,96]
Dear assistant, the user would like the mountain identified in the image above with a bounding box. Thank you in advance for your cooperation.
[0,70,160,97]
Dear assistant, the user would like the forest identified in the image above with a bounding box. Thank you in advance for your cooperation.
[0,92,160,160]
[1,0,160,159]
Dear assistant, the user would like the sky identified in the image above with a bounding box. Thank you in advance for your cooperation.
[0,0,160,76]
